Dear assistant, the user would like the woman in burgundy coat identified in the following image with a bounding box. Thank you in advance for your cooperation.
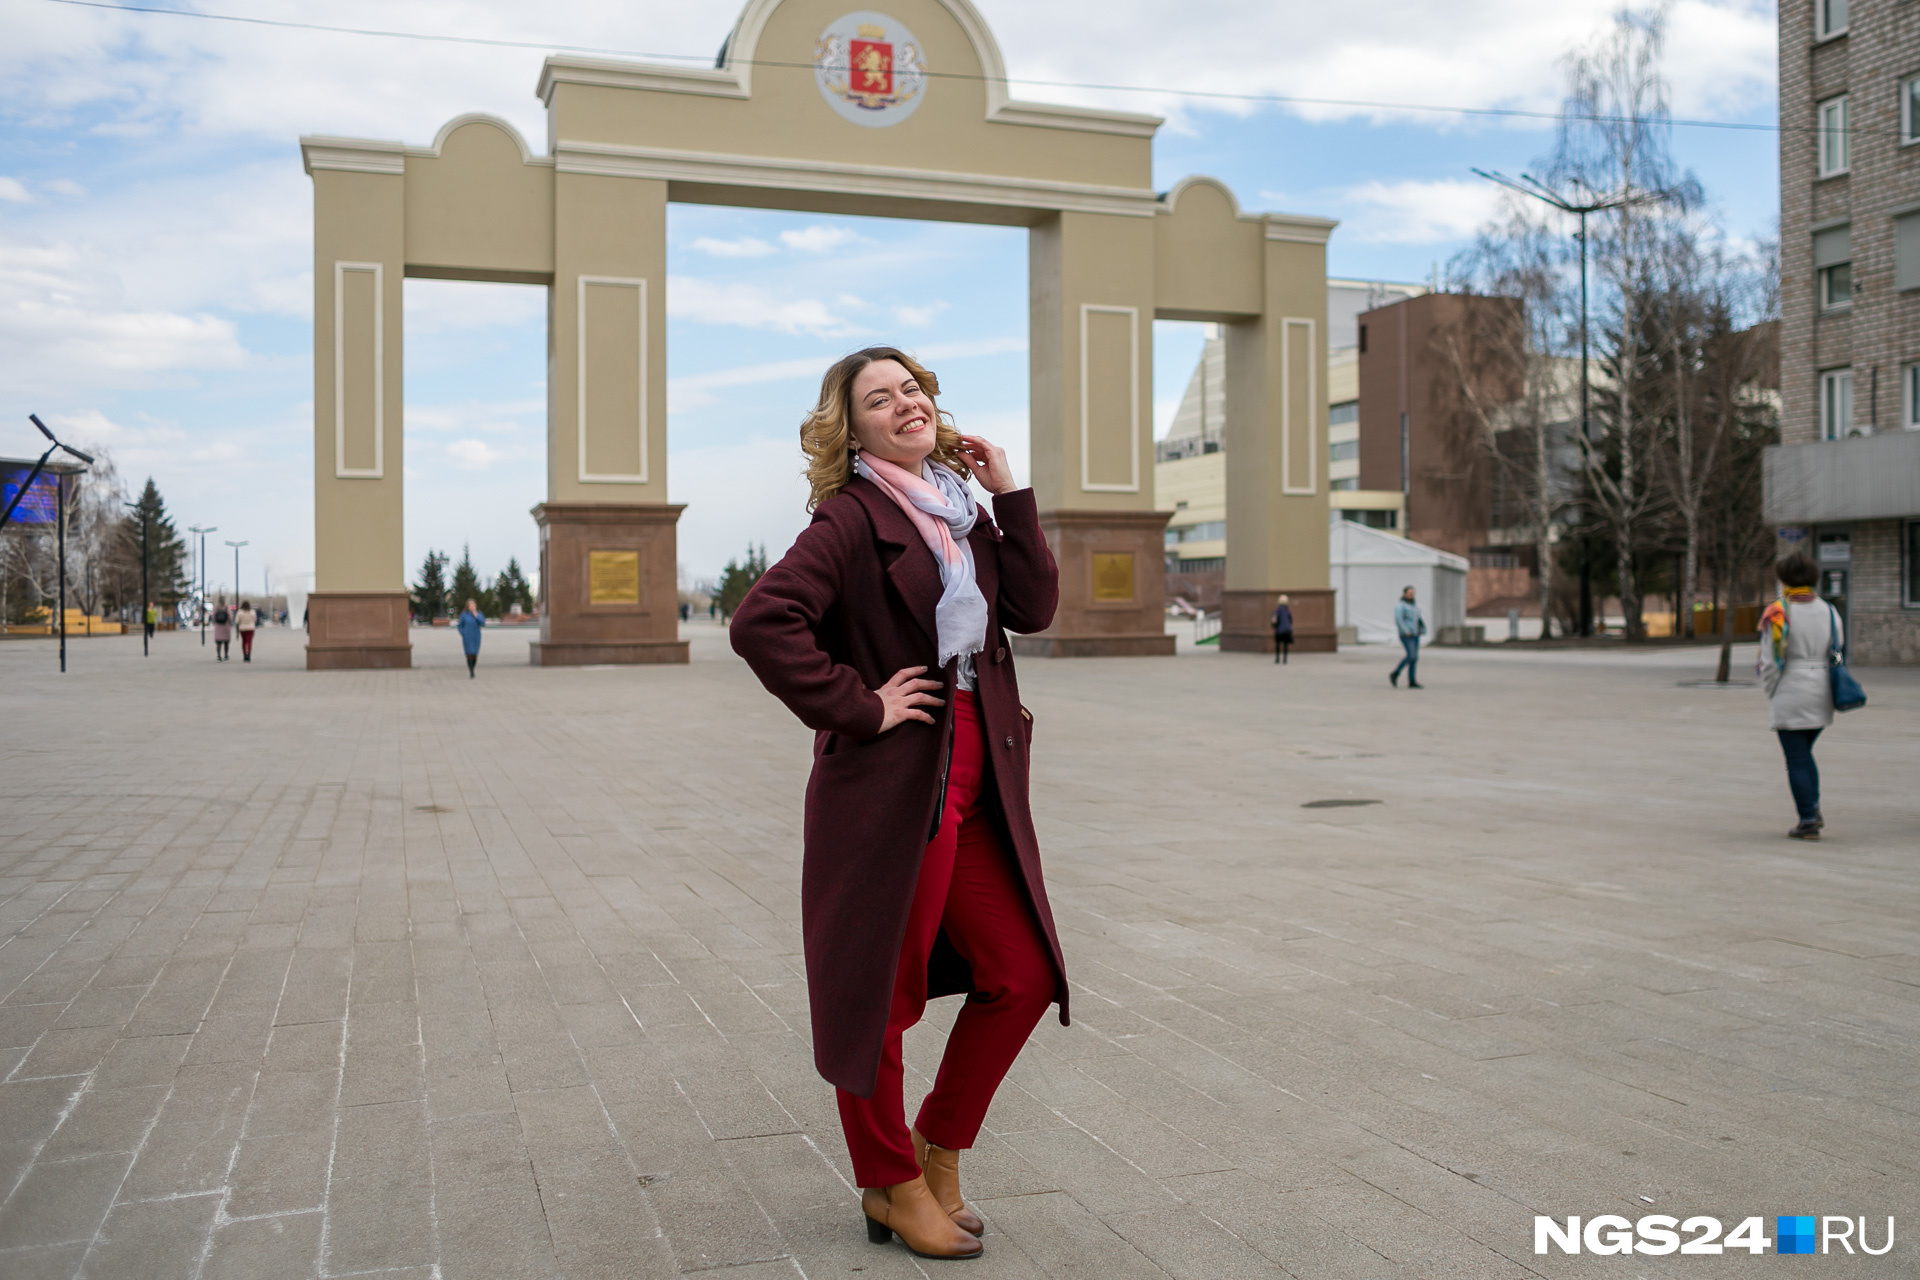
[730,347,1065,1261]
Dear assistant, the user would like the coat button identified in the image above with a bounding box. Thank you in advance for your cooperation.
[1004,735,1015,748]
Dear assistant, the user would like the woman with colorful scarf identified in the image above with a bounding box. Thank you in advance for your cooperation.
[1756,552,1841,839]
[730,348,1062,1261]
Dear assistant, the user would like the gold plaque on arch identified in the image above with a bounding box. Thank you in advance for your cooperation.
[1091,552,1135,603]
[587,550,641,605]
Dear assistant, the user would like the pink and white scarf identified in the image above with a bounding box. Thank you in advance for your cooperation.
[854,453,988,669]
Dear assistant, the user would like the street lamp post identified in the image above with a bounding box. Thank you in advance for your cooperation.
[225,540,247,610]
[124,500,149,657]
[189,525,216,645]
[1471,169,1671,638]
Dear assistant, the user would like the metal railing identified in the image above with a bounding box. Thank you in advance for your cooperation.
[1193,611,1222,644]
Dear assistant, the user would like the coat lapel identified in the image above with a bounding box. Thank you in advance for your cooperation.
[847,477,941,651]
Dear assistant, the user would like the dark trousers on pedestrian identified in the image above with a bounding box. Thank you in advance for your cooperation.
[837,690,1053,1189]
[1776,728,1822,822]
[1273,630,1292,663]
[465,652,477,677]
[1392,635,1419,683]
[144,622,155,640]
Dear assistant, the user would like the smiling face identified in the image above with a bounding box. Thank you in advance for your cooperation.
[848,358,938,469]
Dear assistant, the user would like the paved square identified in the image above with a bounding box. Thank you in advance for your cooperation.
[2,623,1915,1278]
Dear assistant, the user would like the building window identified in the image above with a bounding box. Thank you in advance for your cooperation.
[1820,261,1853,310]
[1905,364,1920,429]
[1328,400,1358,426]
[1897,212,1920,291]
[1908,522,1920,606]
[1818,95,1850,176]
[1168,520,1225,546]
[1816,0,1848,40]
[1342,509,1398,530]
[1331,477,1358,491]
[1904,76,1920,145]
[1329,439,1360,462]
[1821,367,1854,439]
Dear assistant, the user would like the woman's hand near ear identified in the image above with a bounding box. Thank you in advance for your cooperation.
[956,435,1018,495]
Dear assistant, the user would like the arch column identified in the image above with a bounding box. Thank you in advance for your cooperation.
[532,167,688,664]
[1220,217,1337,653]
[306,146,411,670]
[1014,210,1175,657]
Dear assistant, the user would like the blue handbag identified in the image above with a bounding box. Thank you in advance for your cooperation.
[1827,604,1866,712]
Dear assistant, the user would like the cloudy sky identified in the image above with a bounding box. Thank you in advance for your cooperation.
[0,0,1779,595]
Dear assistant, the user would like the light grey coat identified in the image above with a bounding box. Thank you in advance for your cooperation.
[1758,599,1842,731]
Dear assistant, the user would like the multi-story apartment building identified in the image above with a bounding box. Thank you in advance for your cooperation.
[1767,0,1920,663]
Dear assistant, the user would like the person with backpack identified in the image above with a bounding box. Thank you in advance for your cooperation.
[1270,595,1294,664]
[1758,552,1847,840]
[211,597,232,661]
[235,600,258,662]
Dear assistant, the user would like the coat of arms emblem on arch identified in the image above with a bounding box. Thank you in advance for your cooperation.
[814,11,928,127]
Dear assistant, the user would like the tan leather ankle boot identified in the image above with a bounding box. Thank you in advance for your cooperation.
[861,1174,983,1259]
[912,1127,985,1236]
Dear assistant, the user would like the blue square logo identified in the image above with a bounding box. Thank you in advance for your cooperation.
[1778,1216,1817,1255]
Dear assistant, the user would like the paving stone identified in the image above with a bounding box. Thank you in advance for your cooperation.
[78,1192,219,1280]
[3,625,1916,1279]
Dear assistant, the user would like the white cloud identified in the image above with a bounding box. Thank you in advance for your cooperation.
[447,439,503,469]
[780,225,862,254]
[667,275,869,338]
[1332,178,1505,244]
[690,235,776,258]
[893,302,946,327]
[44,179,87,198]
[0,178,31,203]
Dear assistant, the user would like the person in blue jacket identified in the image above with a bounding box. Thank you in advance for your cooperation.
[1390,585,1425,688]
[455,598,484,678]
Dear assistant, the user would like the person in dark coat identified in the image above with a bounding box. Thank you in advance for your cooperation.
[731,347,1063,1262]
[1270,594,1294,664]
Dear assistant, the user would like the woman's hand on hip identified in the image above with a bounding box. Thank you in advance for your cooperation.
[875,665,943,732]
[956,435,1018,495]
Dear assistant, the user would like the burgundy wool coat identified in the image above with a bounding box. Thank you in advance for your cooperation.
[729,478,1067,1097]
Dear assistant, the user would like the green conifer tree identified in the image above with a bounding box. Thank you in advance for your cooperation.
[411,549,449,620]
[448,544,486,617]
[120,478,190,606]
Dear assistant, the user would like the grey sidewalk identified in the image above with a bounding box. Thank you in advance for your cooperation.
[1,624,1915,1279]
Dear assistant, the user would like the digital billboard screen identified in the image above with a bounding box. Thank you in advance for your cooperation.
[1,464,60,525]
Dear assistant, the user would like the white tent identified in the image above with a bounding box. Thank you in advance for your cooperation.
[1327,519,1468,643]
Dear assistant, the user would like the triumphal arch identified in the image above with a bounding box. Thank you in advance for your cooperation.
[299,0,1336,668]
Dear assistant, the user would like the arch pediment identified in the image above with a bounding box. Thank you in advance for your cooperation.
[536,0,1163,223]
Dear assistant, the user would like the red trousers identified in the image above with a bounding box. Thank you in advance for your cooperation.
[239,630,254,658]
[837,690,1054,1188]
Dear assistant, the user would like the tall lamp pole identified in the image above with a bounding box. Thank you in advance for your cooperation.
[189,525,216,645]
[1471,170,1669,637]
[225,540,248,610]
[10,416,96,673]
[124,499,149,657]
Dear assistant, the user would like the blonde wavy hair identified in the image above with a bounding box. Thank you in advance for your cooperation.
[802,347,967,510]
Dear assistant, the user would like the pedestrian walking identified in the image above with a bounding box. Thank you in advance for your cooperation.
[235,601,257,662]
[455,598,484,678]
[730,348,1064,1263]
[1270,594,1294,664]
[1389,585,1424,688]
[1758,552,1841,839]
[143,602,157,642]
[211,598,232,661]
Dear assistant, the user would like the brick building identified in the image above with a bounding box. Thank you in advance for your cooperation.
[1766,0,1920,663]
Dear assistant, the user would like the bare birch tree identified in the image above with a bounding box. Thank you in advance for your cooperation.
[1547,5,1699,639]
[1442,210,1576,636]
